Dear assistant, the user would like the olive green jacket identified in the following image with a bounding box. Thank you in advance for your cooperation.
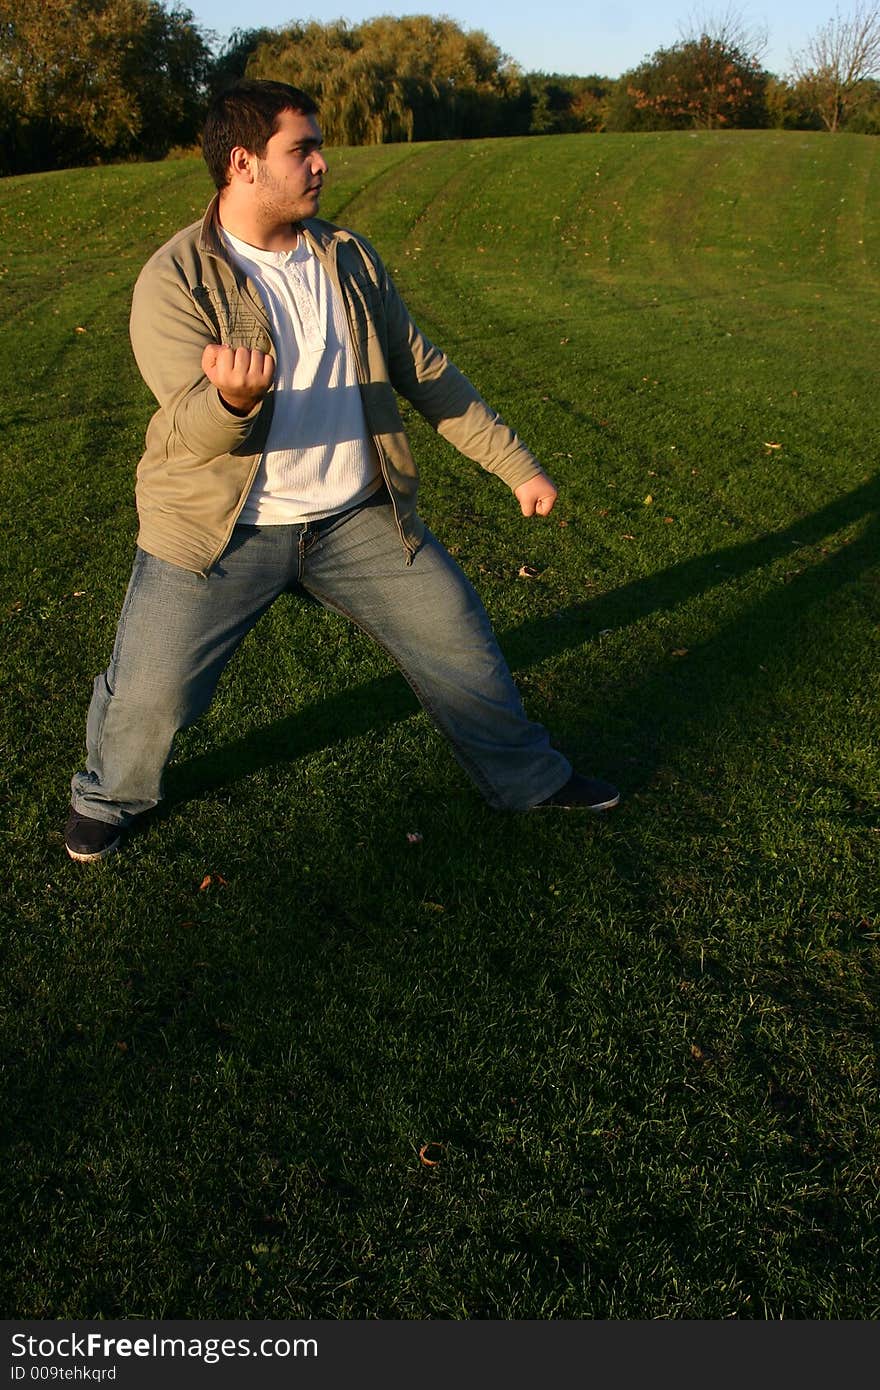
[129,196,543,575]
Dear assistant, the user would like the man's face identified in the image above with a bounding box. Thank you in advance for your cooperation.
[250,108,328,224]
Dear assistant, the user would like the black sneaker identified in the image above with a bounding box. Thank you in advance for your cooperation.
[532,773,620,811]
[65,806,123,862]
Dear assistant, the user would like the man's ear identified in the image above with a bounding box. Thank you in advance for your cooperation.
[228,145,256,183]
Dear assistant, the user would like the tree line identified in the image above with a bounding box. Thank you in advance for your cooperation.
[2,4,879,176]
[0,0,211,174]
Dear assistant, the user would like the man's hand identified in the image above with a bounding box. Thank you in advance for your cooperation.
[514,471,558,517]
[202,343,275,414]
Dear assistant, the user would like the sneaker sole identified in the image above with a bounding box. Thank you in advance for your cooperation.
[532,792,621,811]
[553,800,614,811]
[65,837,121,863]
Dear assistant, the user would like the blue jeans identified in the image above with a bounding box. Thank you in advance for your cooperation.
[71,494,570,824]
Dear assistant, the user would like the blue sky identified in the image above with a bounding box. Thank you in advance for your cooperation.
[187,1,842,78]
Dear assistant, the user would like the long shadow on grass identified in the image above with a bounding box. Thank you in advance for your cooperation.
[162,473,879,810]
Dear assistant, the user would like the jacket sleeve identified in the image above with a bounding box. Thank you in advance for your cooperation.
[374,254,544,491]
[130,254,264,462]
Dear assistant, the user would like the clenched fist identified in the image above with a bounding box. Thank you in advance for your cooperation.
[514,470,558,517]
[202,343,275,414]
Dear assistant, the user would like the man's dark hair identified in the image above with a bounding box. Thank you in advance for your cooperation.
[202,80,319,190]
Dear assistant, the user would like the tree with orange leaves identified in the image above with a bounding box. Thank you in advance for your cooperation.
[610,31,768,131]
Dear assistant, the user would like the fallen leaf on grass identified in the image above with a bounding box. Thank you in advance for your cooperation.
[419,1142,444,1167]
[644,494,653,505]
[671,648,689,658]
[74,326,87,334]
[764,442,782,450]
[518,564,541,579]
[663,517,675,524]
[421,901,444,913]
[406,831,423,844]
[621,533,636,541]
[198,873,228,891]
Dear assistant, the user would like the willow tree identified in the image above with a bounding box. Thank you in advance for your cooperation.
[246,15,519,144]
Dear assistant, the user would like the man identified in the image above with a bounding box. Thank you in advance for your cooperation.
[65,79,619,862]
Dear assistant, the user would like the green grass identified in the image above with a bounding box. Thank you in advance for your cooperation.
[1,131,878,1319]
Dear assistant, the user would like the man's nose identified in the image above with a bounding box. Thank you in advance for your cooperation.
[311,150,329,176]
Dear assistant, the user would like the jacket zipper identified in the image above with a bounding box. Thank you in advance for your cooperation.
[323,236,416,566]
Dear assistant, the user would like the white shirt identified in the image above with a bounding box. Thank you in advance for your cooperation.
[221,228,379,524]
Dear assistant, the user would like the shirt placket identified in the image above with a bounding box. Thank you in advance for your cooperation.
[287,258,326,356]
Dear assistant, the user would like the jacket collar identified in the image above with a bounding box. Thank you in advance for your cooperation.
[198,193,226,258]
[197,195,352,260]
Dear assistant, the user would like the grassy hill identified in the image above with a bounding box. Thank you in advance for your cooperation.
[1,132,878,1318]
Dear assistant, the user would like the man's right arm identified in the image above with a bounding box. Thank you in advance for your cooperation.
[130,258,273,459]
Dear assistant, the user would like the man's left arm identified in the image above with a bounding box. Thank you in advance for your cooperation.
[375,255,559,515]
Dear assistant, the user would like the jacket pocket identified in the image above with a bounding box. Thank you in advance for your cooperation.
[192,285,272,352]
